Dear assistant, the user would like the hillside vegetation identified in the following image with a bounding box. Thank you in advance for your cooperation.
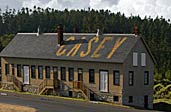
[0,7,170,81]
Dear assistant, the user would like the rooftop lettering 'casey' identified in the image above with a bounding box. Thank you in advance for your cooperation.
[56,36,127,59]
[0,33,139,63]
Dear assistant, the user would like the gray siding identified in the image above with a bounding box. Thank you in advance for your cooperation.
[122,38,154,109]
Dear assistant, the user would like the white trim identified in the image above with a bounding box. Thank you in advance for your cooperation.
[17,33,136,36]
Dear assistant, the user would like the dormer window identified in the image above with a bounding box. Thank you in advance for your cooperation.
[133,52,138,66]
[141,53,146,66]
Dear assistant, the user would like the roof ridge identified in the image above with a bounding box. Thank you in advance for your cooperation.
[17,33,136,36]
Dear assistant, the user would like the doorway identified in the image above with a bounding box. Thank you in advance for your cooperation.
[144,95,148,108]
[78,68,83,81]
[99,70,108,92]
[23,66,30,84]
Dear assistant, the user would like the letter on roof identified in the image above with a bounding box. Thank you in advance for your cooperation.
[80,36,99,57]
[56,36,75,56]
[67,37,86,57]
[106,37,127,59]
[91,37,113,58]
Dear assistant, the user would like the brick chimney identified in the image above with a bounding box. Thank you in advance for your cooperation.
[134,25,139,36]
[73,26,78,33]
[58,25,63,46]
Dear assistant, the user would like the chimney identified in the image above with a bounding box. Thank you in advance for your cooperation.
[134,25,139,36]
[73,26,78,33]
[58,25,63,46]
[37,26,40,36]
[96,29,100,37]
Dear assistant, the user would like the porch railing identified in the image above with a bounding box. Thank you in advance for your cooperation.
[38,79,60,94]
[12,75,23,91]
[7,75,23,91]
[73,81,90,99]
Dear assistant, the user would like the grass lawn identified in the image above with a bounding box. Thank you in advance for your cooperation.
[0,103,36,112]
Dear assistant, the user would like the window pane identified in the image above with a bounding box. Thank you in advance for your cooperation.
[144,71,149,85]
[17,64,21,77]
[61,67,66,81]
[69,68,74,81]
[129,96,133,103]
[113,96,119,102]
[5,64,9,75]
[141,53,146,66]
[38,66,43,79]
[114,71,120,85]
[89,69,95,83]
[78,68,83,81]
[53,67,58,79]
[31,65,36,78]
[129,71,134,86]
[45,66,50,79]
[133,52,138,66]
[11,64,15,75]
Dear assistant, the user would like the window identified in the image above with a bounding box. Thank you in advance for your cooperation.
[61,67,66,81]
[141,53,146,66]
[144,71,149,85]
[89,69,95,83]
[68,68,74,81]
[45,66,50,79]
[53,67,58,79]
[133,52,138,66]
[129,71,134,86]
[99,70,108,92]
[5,64,9,75]
[31,65,36,79]
[38,66,43,79]
[113,96,119,102]
[78,68,83,81]
[113,70,120,85]
[129,96,133,103]
[17,64,21,77]
[11,64,15,75]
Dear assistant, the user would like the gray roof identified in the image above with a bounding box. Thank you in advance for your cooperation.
[0,33,139,63]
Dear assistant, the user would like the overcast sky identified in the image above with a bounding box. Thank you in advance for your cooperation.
[1,0,171,19]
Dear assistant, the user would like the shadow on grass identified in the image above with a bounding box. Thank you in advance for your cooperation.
[154,102,171,112]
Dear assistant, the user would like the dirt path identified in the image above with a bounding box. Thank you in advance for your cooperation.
[0,103,36,112]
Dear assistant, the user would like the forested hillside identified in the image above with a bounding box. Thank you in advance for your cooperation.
[0,7,170,80]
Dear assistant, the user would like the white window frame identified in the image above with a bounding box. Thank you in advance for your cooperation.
[23,66,30,84]
[99,71,108,92]
[133,52,138,66]
[141,53,146,66]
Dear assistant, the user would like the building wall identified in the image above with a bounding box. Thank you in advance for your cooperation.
[122,38,154,109]
[1,57,123,103]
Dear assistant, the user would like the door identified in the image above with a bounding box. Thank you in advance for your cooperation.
[23,66,30,84]
[53,67,58,79]
[78,68,83,81]
[99,71,108,92]
[144,95,148,108]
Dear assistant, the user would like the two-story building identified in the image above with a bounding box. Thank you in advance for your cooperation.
[0,26,155,109]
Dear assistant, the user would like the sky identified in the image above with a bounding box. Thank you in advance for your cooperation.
[1,0,171,20]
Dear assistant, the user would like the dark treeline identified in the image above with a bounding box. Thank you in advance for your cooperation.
[0,6,170,80]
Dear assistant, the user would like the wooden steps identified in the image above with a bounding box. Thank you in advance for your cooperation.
[73,81,90,100]
[38,79,59,95]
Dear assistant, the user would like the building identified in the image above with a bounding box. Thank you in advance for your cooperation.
[0,27,155,109]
